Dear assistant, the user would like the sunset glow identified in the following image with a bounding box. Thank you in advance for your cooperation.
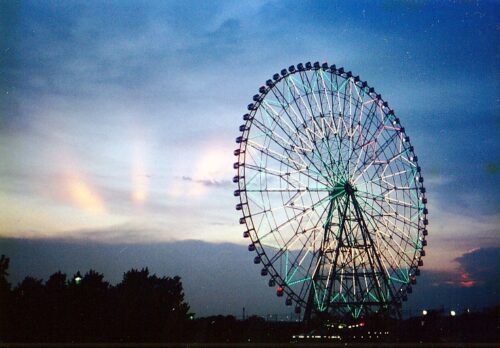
[65,173,106,215]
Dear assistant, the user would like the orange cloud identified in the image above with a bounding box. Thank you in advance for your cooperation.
[65,172,106,215]
[459,272,476,288]
[131,140,149,205]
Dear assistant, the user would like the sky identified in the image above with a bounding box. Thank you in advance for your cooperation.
[0,0,498,316]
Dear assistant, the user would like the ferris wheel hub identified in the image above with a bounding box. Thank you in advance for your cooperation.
[343,181,356,195]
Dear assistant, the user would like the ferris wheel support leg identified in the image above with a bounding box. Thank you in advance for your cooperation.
[350,192,401,319]
[303,192,347,327]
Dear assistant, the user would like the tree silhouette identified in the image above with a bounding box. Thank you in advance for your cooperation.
[12,276,46,341]
[0,255,11,339]
[114,268,190,341]
[0,260,191,342]
[66,269,110,341]
[45,271,68,340]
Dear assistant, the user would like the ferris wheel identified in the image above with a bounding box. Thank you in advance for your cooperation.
[233,61,428,321]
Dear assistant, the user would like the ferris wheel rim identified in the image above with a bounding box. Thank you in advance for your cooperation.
[234,61,428,318]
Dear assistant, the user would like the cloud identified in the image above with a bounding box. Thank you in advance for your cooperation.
[181,175,231,188]
[54,224,167,244]
[2,238,498,317]
[455,247,500,290]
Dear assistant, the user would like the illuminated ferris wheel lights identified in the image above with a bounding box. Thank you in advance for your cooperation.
[235,61,428,320]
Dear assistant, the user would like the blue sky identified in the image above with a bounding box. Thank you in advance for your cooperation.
[0,0,498,315]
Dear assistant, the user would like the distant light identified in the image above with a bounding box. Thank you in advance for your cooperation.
[422,310,428,316]
[74,276,82,285]
[450,310,456,316]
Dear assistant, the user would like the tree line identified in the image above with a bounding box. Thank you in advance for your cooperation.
[1,254,498,343]
[0,255,191,342]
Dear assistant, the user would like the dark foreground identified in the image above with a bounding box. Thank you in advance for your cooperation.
[0,343,499,347]
[0,258,497,345]
[0,309,498,346]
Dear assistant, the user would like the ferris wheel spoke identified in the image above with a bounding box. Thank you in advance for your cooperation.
[278,77,338,181]
[356,194,420,241]
[252,110,313,155]
[348,204,410,298]
[286,231,324,285]
[375,231,415,285]
[244,165,314,191]
[315,71,334,135]
[268,197,333,272]
[247,123,331,185]
[247,140,308,171]
[347,101,378,179]
[350,195,418,268]
[302,71,328,132]
[257,193,333,243]
[265,102,337,185]
[260,100,315,151]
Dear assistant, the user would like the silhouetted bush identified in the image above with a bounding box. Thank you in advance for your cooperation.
[0,256,190,342]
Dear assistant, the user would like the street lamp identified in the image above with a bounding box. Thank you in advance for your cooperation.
[74,271,82,285]
[422,310,428,316]
[450,310,456,317]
